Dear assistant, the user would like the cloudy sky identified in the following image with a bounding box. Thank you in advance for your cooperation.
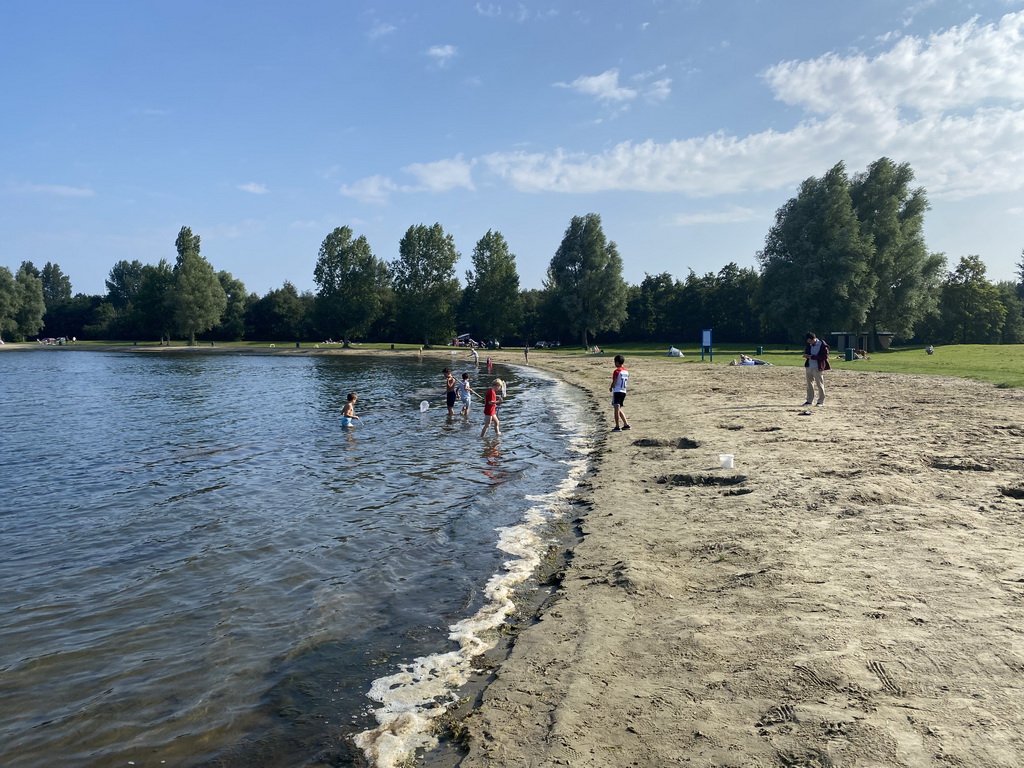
[3,0,1023,297]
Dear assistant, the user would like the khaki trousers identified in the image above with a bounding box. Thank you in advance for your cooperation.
[805,366,825,404]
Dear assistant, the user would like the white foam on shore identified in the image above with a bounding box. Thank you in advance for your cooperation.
[355,374,592,767]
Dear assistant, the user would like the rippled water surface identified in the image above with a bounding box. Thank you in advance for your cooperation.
[0,350,590,767]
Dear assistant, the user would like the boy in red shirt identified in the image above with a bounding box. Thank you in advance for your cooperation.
[610,355,631,431]
[480,378,504,437]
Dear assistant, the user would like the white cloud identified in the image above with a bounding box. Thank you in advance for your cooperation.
[554,68,637,103]
[402,155,475,193]
[480,11,1024,201]
[339,175,399,205]
[764,12,1024,118]
[237,182,268,195]
[339,156,475,204]
[20,183,95,197]
[426,44,457,66]
[645,78,672,103]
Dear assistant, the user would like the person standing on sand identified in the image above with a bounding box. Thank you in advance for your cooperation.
[803,331,830,406]
[610,354,631,431]
[524,346,529,363]
[480,379,503,437]
[443,368,458,415]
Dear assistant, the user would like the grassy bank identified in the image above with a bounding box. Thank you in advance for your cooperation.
[528,342,1024,389]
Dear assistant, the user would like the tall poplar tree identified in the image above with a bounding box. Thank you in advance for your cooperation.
[391,223,461,346]
[40,262,72,307]
[14,266,46,341]
[137,260,175,343]
[850,157,944,346]
[0,267,18,341]
[170,226,226,345]
[545,213,628,349]
[313,226,388,346]
[463,229,521,343]
[757,162,875,341]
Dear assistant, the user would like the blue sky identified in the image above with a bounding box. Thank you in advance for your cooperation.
[3,0,1023,298]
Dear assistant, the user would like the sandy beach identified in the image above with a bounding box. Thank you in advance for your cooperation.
[7,343,1024,766]
[454,351,1024,768]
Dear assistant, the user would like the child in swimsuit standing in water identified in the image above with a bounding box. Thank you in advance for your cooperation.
[341,392,359,427]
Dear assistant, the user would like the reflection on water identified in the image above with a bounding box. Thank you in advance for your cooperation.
[0,351,590,767]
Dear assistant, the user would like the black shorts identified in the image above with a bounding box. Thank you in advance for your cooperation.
[612,391,626,407]
[446,391,457,408]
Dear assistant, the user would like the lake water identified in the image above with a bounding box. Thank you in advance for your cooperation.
[0,349,592,768]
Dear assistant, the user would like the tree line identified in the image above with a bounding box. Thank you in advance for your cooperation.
[3,157,1022,348]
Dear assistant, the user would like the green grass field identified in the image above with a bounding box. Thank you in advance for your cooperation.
[537,342,1024,389]
[62,339,1024,389]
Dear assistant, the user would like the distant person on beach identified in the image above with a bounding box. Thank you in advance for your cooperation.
[341,392,360,427]
[803,332,830,406]
[524,346,529,363]
[443,368,457,415]
[459,372,473,415]
[610,354,631,431]
[480,379,503,437]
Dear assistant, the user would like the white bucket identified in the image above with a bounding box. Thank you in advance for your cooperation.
[719,454,734,469]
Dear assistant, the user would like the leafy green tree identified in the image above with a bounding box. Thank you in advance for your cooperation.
[44,294,102,340]
[995,281,1024,344]
[622,272,680,342]
[1015,249,1024,301]
[211,271,250,341]
[757,162,875,341]
[675,269,716,342]
[105,260,145,310]
[391,223,461,346]
[249,282,308,341]
[19,261,40,279]
[706,263,762,342]
[463,230,522,343]
[0,267,17,341]
[850,158,943,346]
[545,213,628,349]
[516,288,561,345]
[136,260,175,342]
[169,226,227,345]
[14,266,46,341]
[83,301,118,339]
[312,226,388,345]
[939,255,1006,344]
[40,262,72,307]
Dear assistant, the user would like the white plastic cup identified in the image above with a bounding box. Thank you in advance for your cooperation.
[719,454,734,469]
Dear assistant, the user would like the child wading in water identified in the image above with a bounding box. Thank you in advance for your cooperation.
[480,378,503,437]
[341,392,360,427]
[459,372,473,415]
